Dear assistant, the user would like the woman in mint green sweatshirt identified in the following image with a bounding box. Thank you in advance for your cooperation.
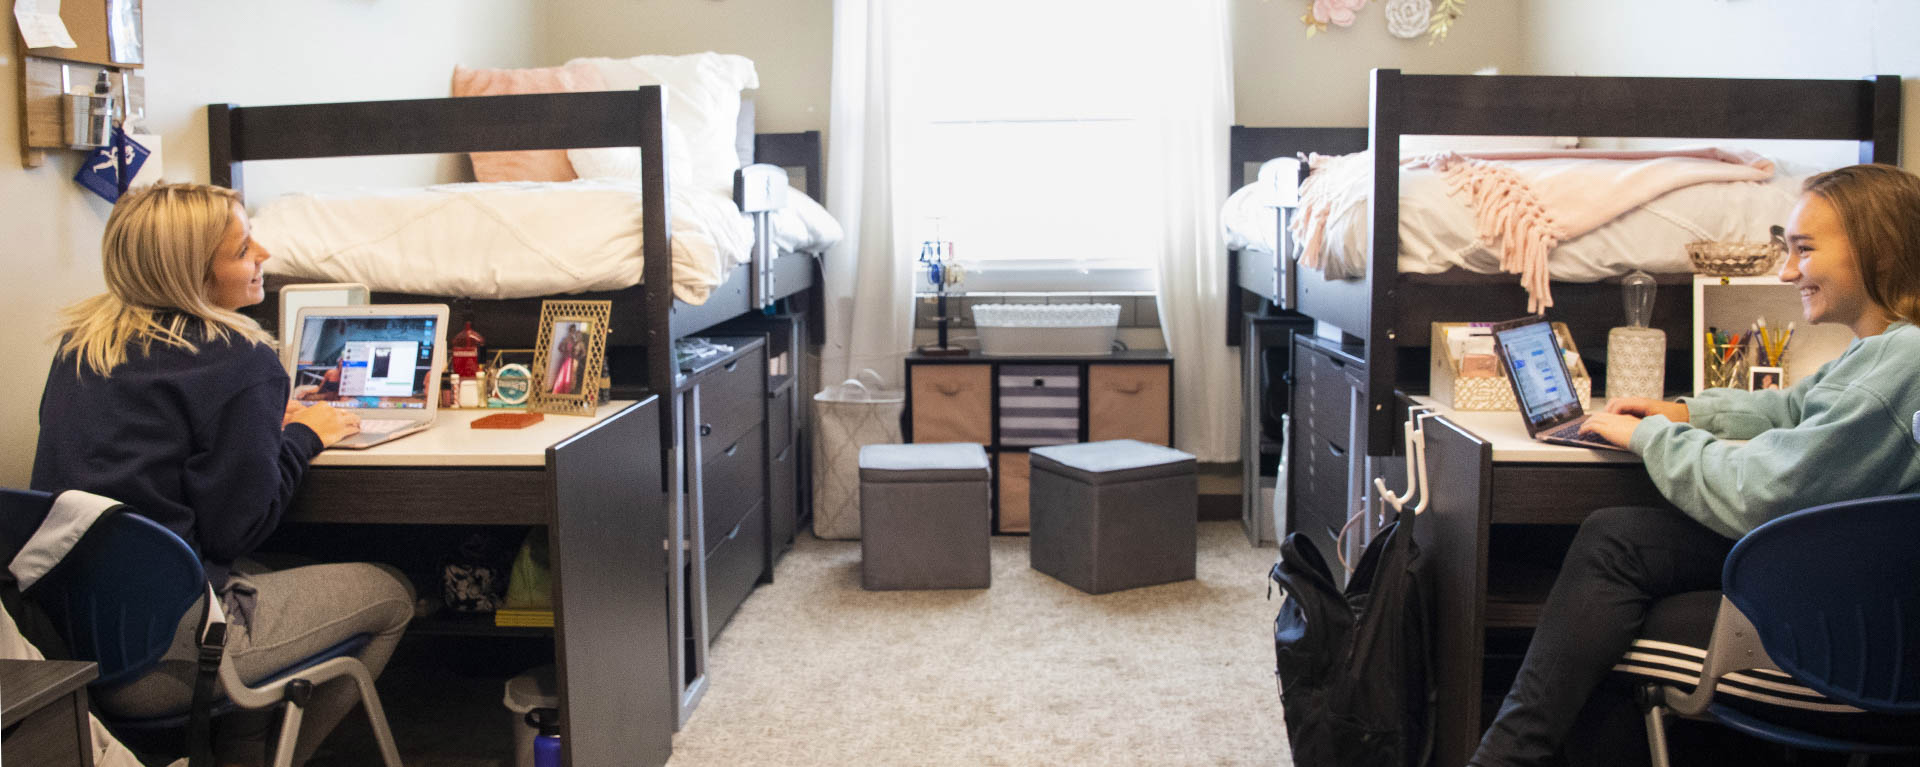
[1472,164,1920,767]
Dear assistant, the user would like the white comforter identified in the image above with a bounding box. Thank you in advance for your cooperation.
[253,179,842,304]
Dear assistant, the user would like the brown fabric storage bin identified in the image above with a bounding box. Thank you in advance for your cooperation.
[1028,439,1197,594]
[859,443,992,590]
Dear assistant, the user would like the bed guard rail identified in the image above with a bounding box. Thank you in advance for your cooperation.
[734,163,791,310]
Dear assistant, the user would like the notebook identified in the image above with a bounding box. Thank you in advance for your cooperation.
[1490,315,1629,452]
[286,304,450,449]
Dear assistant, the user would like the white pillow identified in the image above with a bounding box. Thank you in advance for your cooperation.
[569,53,760,194]
[567,121,693,189]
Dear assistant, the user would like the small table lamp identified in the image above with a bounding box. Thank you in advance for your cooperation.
[1607,270,1665,400]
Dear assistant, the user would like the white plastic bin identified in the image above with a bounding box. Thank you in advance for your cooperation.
[971,303,1121,356]
[504,665,558,767]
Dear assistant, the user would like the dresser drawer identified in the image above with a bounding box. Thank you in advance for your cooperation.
[910,364,992,444]
[703,434,765,555]
[770,385,794,452]
[1293,346,1356,447]
[769,442,797,550]
[996,451,1031,534]
[1289,427,1351,540]
[997,365,1080,448]
[1086,364,1171,445]
[695,350,766,461]
[704,502,766,642]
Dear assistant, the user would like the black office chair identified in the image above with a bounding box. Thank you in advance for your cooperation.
[0,488,402,767]
[1624,493,1920,767]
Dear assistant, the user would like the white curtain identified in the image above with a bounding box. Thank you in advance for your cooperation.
[1151,0,1239,462]
[821,0,914,389]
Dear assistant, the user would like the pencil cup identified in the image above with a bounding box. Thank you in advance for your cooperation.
[1606,326,1665,400]
[1703,345,1749,391]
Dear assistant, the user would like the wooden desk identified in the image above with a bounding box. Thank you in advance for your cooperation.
[1,659,96,767]
[288,400,672,767]
[1410,397,1675,767]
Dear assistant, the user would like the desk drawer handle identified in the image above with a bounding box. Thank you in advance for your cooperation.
[700,423,713,437]
[724,360,739,372]
[724,441,740,457]
[1327,442,1346,458]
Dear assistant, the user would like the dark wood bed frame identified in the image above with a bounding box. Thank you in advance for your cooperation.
[207,86,824,450]
[1235,69,1901,456]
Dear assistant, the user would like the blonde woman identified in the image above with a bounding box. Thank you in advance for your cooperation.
[31,183,413,766]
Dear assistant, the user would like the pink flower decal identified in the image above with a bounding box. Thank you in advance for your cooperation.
[1313,0,1369,27]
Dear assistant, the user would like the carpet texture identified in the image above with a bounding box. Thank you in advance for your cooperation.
[667,521,1289,766]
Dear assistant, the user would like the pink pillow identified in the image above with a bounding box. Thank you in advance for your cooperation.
[450,62,609,182]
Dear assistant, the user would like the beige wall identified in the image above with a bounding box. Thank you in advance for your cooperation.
[1234,0,1530,128]
[540,0,834,135]
[1521,0,1920,168]
[0,1,540,485]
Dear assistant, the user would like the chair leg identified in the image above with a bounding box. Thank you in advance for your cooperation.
[271,703,306,767]
[1637,683,1672,767]
[349,666,404,767]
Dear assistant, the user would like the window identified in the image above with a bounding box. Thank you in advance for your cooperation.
[895,1,1166,292]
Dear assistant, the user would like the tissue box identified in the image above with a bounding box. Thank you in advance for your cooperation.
[1430,322,1591,411]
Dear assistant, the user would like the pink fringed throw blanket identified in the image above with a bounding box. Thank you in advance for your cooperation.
[1294,147,1775,312]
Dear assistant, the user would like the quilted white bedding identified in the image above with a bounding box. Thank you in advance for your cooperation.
[252,180,842,305]
[1222,158,1807,281]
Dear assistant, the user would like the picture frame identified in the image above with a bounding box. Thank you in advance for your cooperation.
[529,300,612,416]
[1748,365,1784,392]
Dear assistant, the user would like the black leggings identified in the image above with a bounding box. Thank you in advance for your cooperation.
[1471,506,1732,767]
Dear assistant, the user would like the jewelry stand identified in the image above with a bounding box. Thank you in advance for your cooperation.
[917,238,970,356]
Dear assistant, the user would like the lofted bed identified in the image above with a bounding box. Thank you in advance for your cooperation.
[1234,69,1901,457]
[209,86,823,440]
[207,83,829,734]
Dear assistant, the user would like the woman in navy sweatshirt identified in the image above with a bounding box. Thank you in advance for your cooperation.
[32,183,413,767]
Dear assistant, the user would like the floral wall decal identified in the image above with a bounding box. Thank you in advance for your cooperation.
[1385,0,1431,39]
[1428,0,1467,44]
[1301,0,1369,36]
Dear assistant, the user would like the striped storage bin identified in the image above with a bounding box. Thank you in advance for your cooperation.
[997,365,1081,447]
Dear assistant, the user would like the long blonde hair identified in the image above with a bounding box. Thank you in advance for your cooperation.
[55,183,272,377]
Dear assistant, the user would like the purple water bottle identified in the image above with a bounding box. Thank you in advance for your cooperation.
[527,708,562,767]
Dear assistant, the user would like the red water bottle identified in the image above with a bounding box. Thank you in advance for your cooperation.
[451,321,485,377]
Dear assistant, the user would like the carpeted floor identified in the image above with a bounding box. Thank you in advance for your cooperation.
[666,521,1289,766]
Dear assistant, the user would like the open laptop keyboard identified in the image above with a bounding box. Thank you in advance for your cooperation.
[1545,421,1614,448]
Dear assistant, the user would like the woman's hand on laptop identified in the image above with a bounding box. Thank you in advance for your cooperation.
[286,402,362,447]
[1580,412,1639,449]
[1604,397,1689,423]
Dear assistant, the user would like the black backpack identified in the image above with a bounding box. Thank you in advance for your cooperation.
[1271,512,1435,767]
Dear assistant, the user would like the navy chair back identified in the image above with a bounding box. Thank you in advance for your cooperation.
[0,488,204,688]
[1723,492,1920,715]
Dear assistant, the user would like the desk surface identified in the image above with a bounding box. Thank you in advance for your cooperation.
[312,402,637,468]
[0,659,95,728]
[1411,396,1643,464]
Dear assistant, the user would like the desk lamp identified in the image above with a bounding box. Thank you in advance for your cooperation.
[1607,269,1665,400]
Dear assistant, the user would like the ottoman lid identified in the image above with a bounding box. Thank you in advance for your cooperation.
[860,442,990,483]
[1029,439,1195,485]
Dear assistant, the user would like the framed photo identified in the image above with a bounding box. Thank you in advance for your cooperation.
[1748,365,1784,391]
[529,300,612,416]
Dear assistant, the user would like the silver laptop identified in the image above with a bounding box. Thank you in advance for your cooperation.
[286,304,450,449]
[1490,315,1629,452]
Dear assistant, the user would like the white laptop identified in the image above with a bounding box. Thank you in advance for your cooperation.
[286,304,450,449]
[1490,315,1629,452]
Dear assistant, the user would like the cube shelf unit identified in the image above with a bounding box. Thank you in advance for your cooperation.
[1690,275,1852,395]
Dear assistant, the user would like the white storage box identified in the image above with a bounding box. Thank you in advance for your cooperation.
[972,303,1121,357]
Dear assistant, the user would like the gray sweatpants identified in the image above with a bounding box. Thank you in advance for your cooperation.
[98,560,415,766]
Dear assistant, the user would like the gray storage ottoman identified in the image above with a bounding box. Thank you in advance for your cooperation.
[859,443,992,590]
[1028,439,1197,594]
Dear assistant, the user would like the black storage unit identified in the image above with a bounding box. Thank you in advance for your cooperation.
[1286,332,1367,561]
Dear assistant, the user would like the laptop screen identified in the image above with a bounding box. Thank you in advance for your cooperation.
[291,313,440,410]
[1493,318,1582,428]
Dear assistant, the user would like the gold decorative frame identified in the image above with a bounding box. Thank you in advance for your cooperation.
[529,300,612,416]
